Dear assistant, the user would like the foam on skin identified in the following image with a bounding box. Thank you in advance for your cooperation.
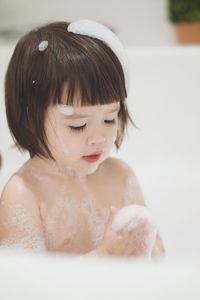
[111,205,155,231]
[0,202,46,252]
[111,204,157,257]
[57,104,74,116]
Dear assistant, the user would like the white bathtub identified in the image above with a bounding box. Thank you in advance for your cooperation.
[0,42,200,298]
[0,247,199,300]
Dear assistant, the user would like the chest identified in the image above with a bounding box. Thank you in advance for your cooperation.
[38,177,125,254]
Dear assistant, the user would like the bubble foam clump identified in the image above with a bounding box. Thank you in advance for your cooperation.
[111,205,158,256]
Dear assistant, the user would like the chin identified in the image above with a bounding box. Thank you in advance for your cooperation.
[81,153,109,176]
[79,164,99,176]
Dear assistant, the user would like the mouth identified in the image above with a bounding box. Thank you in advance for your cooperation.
[82,152,102,163]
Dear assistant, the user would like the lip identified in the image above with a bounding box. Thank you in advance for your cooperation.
[82,152,102,163]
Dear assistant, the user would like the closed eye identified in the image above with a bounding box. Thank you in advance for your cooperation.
[104,119,116,124]
[68,124,86,132]
[68,119,116,133]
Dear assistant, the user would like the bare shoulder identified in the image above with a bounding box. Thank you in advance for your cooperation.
[0,174,39,212]
[102,157,145,206]
[0,174,46,251]
[102,156,139,180]
[1,174,32,199]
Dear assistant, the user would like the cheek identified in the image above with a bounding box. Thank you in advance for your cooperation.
[108,123,118,142]
[110,135,116,143]
[44,123,70,155]
[56,128,86,155]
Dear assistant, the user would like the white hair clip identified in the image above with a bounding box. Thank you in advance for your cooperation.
[67,19,130,96]
[38,40,48,52]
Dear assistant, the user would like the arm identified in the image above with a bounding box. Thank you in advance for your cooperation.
[122,164,166,260]
[79,159,166,259]
[0,176,46,252]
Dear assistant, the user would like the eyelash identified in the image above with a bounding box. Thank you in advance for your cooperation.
[68,119,116,132]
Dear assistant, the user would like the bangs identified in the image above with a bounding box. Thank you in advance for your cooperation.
[47,31,127,107]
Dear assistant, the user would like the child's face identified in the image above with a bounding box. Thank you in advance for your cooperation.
[44,100,120,176]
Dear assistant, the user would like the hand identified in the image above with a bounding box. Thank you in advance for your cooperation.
[96,206,155,257]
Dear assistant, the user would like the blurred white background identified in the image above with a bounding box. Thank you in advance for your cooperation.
[0,0,176,46]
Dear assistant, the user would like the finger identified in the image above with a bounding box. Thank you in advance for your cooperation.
[106,206,118,230]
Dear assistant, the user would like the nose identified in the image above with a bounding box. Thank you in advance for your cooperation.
[87,132,106,146]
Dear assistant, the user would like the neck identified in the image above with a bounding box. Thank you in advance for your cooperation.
[30,155,87,182]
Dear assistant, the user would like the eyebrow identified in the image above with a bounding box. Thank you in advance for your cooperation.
[63,105,120,120]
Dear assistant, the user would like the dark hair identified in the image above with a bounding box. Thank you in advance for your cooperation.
[5,21,135,160]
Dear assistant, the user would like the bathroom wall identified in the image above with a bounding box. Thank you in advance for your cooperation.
[0,0,176,46]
